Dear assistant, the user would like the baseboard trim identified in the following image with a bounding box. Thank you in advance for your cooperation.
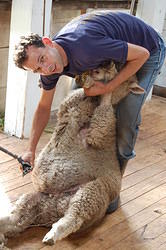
[153,85,166,98]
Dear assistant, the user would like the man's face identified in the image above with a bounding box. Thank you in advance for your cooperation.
[23,45,64,75]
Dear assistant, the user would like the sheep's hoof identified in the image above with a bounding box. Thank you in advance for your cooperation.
[0,233,7,245]
[0,244,11,250]
[42,238,54,245]
[42,231,55,245]
[0,234,10,250]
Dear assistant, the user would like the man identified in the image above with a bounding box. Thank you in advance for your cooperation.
[14,10,166,213]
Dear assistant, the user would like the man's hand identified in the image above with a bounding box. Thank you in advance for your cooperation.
[19,87,56,173]
[84,81,109,96]
[21,151,35,167]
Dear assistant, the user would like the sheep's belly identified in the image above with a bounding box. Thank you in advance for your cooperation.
[32,148,119,193]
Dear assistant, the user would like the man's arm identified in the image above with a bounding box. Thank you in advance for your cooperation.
[22,87,56,166]
[84,43,150,96]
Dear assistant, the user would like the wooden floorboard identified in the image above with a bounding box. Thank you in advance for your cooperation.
[0,95,166,249]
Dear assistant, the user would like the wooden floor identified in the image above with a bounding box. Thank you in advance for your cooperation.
[0,95,166,250]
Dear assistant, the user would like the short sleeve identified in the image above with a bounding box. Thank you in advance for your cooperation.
[40,74,59,90]
[94,37,128,63]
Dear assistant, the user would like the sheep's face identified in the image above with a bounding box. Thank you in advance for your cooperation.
[92,62,117,83]
[75,61,117,88]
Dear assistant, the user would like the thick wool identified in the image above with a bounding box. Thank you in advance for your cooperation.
[0,63,143,246]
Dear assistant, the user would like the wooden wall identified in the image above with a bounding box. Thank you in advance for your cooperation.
[50,0,131,37]
[0,1,11,112]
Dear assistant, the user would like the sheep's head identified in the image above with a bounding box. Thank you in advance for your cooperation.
[92,61,117,83]
[75,61,117,89]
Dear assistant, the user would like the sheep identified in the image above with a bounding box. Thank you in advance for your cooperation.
[0,62,144,247]
[75,61,144,149]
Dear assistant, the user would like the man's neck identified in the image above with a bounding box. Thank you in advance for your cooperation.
[53,41,68,67]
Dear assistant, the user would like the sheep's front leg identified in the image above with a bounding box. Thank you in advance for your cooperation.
[86,103,116,148]
[42,177,116,245]
[42,213,83,245]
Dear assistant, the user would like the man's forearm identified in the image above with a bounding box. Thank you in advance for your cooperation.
[84,43,150,97]
[107,55,149,93]
[28,104,51,153]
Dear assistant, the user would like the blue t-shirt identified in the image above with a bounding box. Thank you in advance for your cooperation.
[40,11,159,90]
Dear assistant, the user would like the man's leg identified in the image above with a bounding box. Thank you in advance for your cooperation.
[117,36,166,173]
[106,36,166,214]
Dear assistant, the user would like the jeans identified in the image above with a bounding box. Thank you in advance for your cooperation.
[116,35,166,167]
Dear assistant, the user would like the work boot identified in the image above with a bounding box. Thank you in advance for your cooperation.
[118,156,129,176]
[106,196,120,214]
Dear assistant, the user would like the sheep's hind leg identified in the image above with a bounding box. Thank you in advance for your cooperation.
[43,177,112,245]
[0,192,42,237]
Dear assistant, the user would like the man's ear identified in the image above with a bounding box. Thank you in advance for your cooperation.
[42,37,53,46]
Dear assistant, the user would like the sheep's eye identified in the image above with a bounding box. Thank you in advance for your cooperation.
[94,70,100,74]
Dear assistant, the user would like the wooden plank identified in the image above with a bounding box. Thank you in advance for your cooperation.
[74,197,166,250]
[121,169,166,206]
[137,128,166,148]
[0,131,51,155]
[109,231,166,250]
[109,215,166,250]
[0,132,10,140]
[0,162,23,179]
[1,175,31,193]
[122,159,166,191]
[124,153,166,177]
[7,227,48,250]
[0,2,11,47]
[124,149,166,177]
[5,183,34,203]
[123,98,166,177]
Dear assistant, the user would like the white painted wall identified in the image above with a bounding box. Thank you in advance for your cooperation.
[156,12,166,88]
[136,0,166,98]
[4,0,52,138]
[50,3,81,112]
[136,0,166,33]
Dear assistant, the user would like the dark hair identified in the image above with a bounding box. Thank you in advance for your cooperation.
[13,33,45,69]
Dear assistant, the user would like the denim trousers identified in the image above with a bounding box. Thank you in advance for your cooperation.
[116,35,166,167]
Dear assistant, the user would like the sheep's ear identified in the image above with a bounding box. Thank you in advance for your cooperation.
[110,61,115,69]
[129,82,145,94]
[75,75,82,85]
[107,61,116,73]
